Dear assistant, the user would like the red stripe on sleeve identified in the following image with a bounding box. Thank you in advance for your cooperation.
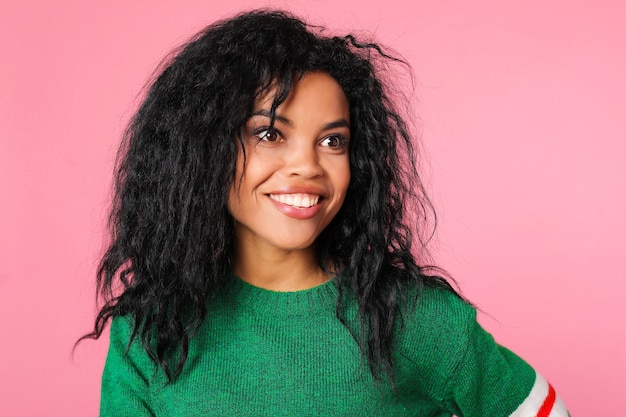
[536,383,556,417]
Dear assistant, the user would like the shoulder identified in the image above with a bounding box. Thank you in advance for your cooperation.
[395,285,569,416]
[105,315,157,383]
[396,284,475,349]
[108,314,141,350]
[101,315,161,415]
[109,314,135,340]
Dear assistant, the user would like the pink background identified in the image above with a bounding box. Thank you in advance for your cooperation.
[1,0,624,415]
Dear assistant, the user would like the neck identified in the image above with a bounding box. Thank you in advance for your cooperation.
[231,240,328,292]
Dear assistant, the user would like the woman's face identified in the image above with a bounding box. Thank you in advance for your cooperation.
[228,72,351,253]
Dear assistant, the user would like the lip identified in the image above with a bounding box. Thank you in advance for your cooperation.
[267,185,327,197]
[268,196,323,219]
[265,185,327,220]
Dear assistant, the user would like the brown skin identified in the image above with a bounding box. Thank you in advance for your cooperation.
[228,72,351,291]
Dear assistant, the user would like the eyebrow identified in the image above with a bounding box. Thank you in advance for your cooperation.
[251,109,350,130]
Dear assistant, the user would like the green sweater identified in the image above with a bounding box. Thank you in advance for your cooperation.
[101,277,569,416]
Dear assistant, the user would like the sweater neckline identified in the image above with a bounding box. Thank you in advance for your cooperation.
[225,274,339,316]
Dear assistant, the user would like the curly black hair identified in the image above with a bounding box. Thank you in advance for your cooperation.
[83,9,459,383]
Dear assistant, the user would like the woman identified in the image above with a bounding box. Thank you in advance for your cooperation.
[87,9,570,416]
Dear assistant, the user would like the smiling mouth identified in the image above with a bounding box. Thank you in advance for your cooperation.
[269,193,321,208]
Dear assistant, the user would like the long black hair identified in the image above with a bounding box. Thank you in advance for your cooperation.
[83,9,459,383]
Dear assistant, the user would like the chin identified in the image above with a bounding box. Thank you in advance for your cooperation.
[273,238,318,252]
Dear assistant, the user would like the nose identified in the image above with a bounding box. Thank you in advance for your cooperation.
[283,142,324,178]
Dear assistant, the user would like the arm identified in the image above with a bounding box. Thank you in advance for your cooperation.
[100,316,156,417]
[444,313,570,417]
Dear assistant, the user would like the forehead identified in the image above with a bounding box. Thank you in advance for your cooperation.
[254,72,348,115]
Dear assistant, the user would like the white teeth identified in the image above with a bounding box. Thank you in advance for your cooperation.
[270,193,320,208]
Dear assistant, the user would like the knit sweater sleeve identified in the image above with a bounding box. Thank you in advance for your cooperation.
[100,316,156,417]
[397,288,570,416]
[442,311,570,416]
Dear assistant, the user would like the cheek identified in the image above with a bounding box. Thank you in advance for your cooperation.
[226,185,241,219]
[336,159,351,196]
[326,160,351,218]
[227,165,252,219]
[227,152,275,217]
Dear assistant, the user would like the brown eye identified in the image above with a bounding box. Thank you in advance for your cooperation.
[256,129,280,142]
[320,134,348,149]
